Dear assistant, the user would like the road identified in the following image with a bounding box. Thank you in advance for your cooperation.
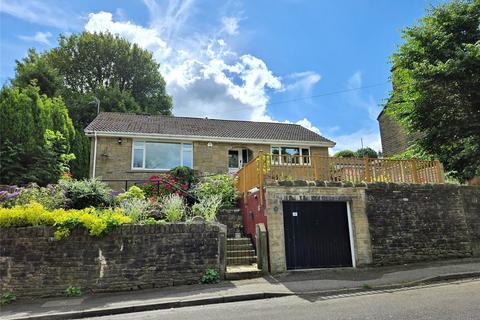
[86,279,480,320]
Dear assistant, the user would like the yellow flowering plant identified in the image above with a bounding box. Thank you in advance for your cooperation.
[0,202,131,240]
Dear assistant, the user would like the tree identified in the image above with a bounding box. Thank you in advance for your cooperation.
[50,32,172,127]
[354,147,378,158]
[334,150,355,158]
[386,0,480,181]
[0,85,75,185]
[11,31,173,179]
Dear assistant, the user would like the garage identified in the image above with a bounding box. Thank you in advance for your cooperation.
[283,201,354,269]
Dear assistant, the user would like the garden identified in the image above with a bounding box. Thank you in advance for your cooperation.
[0,166,238,241]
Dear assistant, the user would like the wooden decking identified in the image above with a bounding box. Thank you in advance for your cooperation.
[236,154,445,202]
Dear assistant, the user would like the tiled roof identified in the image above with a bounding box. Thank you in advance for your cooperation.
[85,112,335,145]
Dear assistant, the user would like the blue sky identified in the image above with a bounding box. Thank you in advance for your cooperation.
[0,0,443,152]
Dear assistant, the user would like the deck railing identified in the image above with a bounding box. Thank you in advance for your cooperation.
[236,154,445,203]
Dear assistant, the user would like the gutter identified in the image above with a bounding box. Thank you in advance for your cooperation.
[84,131,336,148]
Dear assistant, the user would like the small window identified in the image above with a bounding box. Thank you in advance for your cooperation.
[271,146,311,165]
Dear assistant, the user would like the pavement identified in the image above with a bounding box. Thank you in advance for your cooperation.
[1,258,480,320]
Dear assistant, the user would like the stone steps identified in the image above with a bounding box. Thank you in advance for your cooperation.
[225,237,261,279]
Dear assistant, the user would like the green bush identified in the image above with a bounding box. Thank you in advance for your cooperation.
[1,292,16,305]
[201,268,220,284]
[116,186,145,203]
[191,195,222,221]
[194,174,237,208]
[118,198,150,223]
[0,202,131,240]
[354,147,378,158]
[160,194,186,222]
[60,178,113,209]
[3,184,65,210]
[334,150,355,158]
[170,166,196,186]
[64,286,81,297]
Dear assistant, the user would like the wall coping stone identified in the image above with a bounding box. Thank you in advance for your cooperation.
[265,180,480,190]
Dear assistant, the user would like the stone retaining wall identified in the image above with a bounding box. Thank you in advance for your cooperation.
[0,223,226,298]
[263,180,480,272]
[216,208,243,237]
[365,183,477,265]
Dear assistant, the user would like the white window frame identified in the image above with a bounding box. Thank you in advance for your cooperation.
[131,140,193,171]
[270,146,311,165]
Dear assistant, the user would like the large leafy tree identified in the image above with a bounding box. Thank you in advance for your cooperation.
[386,0,480,182]
[12,31,173,178]
[0,86,75,185]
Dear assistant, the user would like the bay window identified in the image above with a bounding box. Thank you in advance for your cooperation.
[132,141,193,170]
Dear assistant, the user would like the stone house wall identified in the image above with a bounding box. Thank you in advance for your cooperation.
[0,223,226,298]
[263,181,480,273]
[89,136,329,190]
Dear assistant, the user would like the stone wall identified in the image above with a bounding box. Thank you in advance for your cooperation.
[366,183,476,265]
[216,208,243,237]
[264,181,373,273]
[0,223,225,298]
[263,181,480,272]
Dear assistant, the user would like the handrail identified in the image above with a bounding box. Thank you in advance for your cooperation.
[236,154,445,204]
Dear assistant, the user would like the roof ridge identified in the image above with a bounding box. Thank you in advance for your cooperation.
[98,112,308,127]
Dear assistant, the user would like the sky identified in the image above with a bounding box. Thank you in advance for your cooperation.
[0,0,444,153]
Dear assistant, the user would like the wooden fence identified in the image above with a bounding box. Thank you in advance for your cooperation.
[237,154,444,203]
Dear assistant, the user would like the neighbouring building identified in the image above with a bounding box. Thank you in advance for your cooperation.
[377,107,423,157]
[84,112,335,190]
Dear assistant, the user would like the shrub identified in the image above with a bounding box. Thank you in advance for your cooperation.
[195,174,237,208]
[115,186,145,203]
[160,194,186,222]
[119,198,150,223]
[354,147,378,158]
[2,184,66,210]
[142,174,189,198]
[170,166,196,186]
[191,195,222,221]
[60,178,113,209]
[201,268,220,284]
[0,202,131,239]
[1,292,16,305]
[334,150,355,158]
[64,286,81,297]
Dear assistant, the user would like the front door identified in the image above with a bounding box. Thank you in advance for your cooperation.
[228,149,242,173]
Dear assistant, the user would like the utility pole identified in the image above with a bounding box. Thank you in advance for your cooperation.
[361,138,364,149]
[94,97,100,114]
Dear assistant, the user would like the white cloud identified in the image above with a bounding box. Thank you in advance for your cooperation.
[19,31,52,45]
[84,3,325,138]
[0,0,78,29]
[284,71,321,96]
[283,118,322,135]
[221,16,240,35]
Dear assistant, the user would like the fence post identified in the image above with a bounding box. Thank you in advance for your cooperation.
[435,160,444,183]
[363,156,370,182]
[157,180,160,197]
[258,152,264,206]
[242,166,247,204]
[411,157,419,183]
[125,180,128,191]
[312,156,318,180]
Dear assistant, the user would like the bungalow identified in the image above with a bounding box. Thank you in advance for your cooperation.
[85,112,335,189]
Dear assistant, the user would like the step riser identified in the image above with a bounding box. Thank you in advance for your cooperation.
[225,271,261,280]
[227,258,257,265]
